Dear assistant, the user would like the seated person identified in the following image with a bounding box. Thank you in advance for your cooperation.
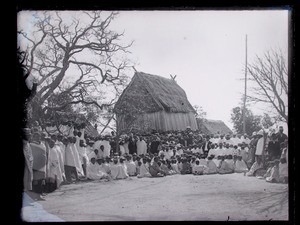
[86,158,109,180]
[266,159,280,183]
[125,155,137,176]
[117,157,129,179]
[158,160,170,176]
[218,156,234,174]
[279,157,288,183]
[225,155,235,171]
[192,159,208,175]
[204,156,218,174]
[234,156,249,173]
[137,158,151,178]
[180,158,192,174]
[149,157,165,177]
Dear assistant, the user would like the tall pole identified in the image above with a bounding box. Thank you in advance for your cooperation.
[242,35,248,134]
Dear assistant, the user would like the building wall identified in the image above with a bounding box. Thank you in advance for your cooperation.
[116,111,197,134]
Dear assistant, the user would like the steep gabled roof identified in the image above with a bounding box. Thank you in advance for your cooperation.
[114,71,196,114]
[197,118,232,135]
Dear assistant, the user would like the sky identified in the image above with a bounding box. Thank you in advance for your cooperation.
[108,10,289,129]
[18,10,289,131]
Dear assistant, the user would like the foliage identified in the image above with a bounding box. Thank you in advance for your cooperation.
[230,106,261,135]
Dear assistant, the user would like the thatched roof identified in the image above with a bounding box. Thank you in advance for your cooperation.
[114,72,196,114]
[197,118,232,135]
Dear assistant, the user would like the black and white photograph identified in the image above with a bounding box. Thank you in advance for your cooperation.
[17,8,292,222]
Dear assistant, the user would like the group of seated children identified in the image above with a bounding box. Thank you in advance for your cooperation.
[85,151,253,181]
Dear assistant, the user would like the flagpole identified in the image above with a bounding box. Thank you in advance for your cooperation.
[242,35,248,134]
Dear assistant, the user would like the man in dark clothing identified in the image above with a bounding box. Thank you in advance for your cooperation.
[267,133,281,160]
[128,134,137,155]
[202,135,212,154]
[276,126,288,146]
[150,136,160,154]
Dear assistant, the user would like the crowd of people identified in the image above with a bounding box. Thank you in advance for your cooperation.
[22,121,288,201]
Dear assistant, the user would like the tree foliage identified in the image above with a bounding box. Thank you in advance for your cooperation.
[18,11,133,128]
[230,106,261,135]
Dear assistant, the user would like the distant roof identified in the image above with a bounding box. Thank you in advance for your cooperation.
[115,71,195,113]
[197,118,232,135]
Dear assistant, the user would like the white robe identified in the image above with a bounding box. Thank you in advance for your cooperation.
[65,144,76,167]
[101,140,111,158]
[171,163,180,173]
[255,137,264,155]
[234,160,248,173]
[138,163,151,178]
[87,163,108,180]
[71,143,84,176]
[48,148,63,187]
[125,161,137,176]
[205,160,218,174]
[199,159,207,167]
[136,140,147,155]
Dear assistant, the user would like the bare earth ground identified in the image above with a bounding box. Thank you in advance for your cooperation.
[22,173,288,221]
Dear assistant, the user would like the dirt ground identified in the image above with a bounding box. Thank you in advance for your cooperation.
[22,173,288,221]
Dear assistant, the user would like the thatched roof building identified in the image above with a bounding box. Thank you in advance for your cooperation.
[114,72,197,133]
[197,118,232,135]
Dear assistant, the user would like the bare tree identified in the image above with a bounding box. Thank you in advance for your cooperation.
[247,50,288,123]
[18,11,133,128]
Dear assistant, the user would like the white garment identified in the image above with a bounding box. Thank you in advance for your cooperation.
[101,140,111,158]
[199,159,207,166]
[87,163,108,180]
[205,160,218,174]
[279,163,288,178]
[255,137,264,155]
[171,163,180,173]
[65,144,76,167]
[234,160,248,173]
[125,161,137,176]
[48,147,63,187]
[138,163,151,178]
[71,143,84,176]
[136,140,147,155]
[192,164,207,174]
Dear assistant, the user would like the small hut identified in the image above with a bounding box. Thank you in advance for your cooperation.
[114,72,197,133]
[197,118,232,135]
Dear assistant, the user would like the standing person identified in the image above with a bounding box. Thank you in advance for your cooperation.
[255,130,265,164]
[266,133,281,160]
[150,135,160,154]
[249,132,258,165]
[78,140,89,179]
[46,139,63,192]
[30,132,47,200]
[64,137,79,182]
[128,133,137,155]
[23,128,33,193]
[202,135,212,154]
[136,136,147,156]
[102,136,111,158]
[276,126,288,146]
